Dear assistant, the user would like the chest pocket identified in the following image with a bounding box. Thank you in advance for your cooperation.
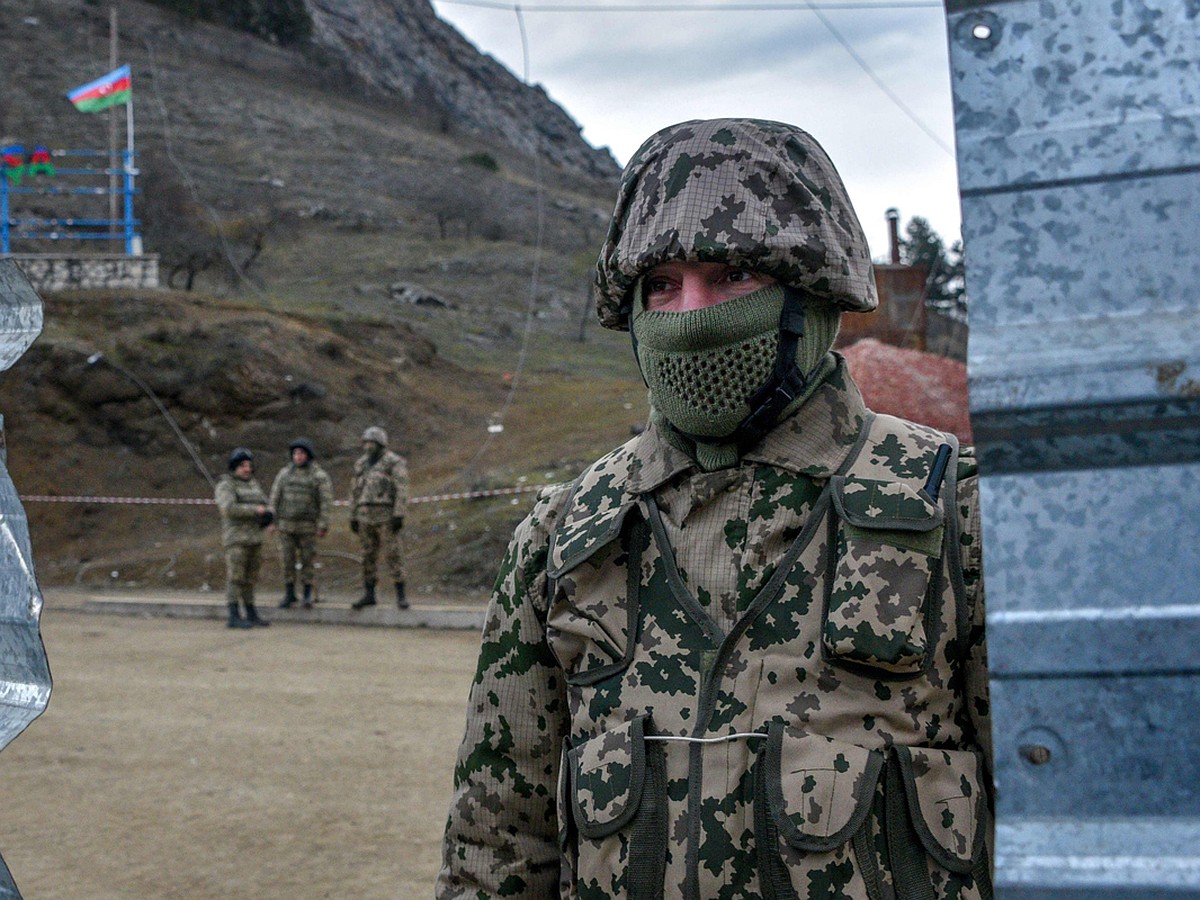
[822,475,945,678]
[546,502,643,686]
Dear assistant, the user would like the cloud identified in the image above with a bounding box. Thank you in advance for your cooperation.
[432,2,963,257]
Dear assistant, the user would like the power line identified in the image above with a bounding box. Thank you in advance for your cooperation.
[799,0,954,156]
[436,0,953,157]
[142,37,267,292]
[435,1,550,490]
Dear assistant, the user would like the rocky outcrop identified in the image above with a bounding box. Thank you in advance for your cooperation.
[306,0,619,181]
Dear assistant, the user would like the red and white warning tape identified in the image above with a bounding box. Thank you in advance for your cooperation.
[19,483,557,507]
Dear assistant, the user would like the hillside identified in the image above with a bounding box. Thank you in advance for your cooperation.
[1,289,647,598]
[0,0,971,600]
[0,0,642,598]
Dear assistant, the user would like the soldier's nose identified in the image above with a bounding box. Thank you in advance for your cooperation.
[676,279,726,311]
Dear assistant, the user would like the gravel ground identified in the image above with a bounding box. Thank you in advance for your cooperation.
[0,594,483,898]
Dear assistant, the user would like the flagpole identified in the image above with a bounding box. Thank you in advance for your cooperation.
[108,5,119,236]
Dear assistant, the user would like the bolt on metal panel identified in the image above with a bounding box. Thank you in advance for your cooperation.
[0,259,50,899]
[946,0,1200,896]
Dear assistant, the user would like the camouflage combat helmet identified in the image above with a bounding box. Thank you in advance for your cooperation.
[594,118,878,330]
[361,426,388,446]
[228,447,254,470]
[289,437,316,459]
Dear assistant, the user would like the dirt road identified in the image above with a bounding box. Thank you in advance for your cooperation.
[0,598,483,898]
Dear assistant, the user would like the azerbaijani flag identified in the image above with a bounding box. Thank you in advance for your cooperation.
[66,64,131,113]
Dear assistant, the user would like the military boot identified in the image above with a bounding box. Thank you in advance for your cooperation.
[244,599,271,627]
[302,584,313,609]
[395,581,408,610]
[351,581,377,610]
[279,582,297,609]
[227,602,251,629]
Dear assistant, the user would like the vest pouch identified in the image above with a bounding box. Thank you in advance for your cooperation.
[823,475,945,677]
[894,745,989,878]
[755,722,885,899]
[547,506,642,686]
[566,715,667,899]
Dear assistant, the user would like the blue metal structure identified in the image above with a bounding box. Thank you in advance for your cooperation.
[945,0,1200,895]
[0,148,140,255]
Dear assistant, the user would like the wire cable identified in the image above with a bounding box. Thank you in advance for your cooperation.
[141,37,266,293]
[434,0,953,156]
[84,350,217,489]
[799,0,953,156]
[435,3,549,490]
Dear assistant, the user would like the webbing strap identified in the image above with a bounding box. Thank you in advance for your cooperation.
[852,823,886,900]
[725,287,809,450]
[628,742,668,900]
[885,757,935,900]
[753,747,800,900]
[972,854,994,900]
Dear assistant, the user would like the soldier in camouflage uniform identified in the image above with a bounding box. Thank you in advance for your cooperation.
[349,425,409,610]
[215,447,273,629]
[270,437,335,609]
[437,119,992,899]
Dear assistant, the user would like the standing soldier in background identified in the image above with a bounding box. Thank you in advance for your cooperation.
[271,437,335,610]
[438,119,992,898]
[215,447,273,629]
[349,426,409,610]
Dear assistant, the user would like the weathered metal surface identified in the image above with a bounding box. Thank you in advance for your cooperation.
[0,259,50,899]
[946,0,1200,895]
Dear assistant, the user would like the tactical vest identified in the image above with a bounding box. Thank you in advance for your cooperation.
[353,452,401,508]
[217,475,268,547]
[545,413,991,900]
[276,465,323,527]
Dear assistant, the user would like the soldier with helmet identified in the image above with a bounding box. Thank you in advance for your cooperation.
[214,447,273,629]
[438,119,993,898]
[349,425,409,610]
[269,437,335,610]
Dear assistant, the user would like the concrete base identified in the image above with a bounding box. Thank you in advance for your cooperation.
[51,590,485,631]
[7,253,160,292]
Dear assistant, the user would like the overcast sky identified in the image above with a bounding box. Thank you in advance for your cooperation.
[429,0,961,261]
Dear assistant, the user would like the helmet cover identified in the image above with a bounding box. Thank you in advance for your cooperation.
[361,426,388,446]
[289,437,316,460]
[595,118,878,330]
[228,447,254,470]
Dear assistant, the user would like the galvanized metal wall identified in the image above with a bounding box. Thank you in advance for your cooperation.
[0,259,51,898]
[946,0,1200,895]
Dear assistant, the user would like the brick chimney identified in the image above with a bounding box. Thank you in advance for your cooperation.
[885,207,901,264]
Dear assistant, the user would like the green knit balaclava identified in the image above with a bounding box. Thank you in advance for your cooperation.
[632,282,841,469]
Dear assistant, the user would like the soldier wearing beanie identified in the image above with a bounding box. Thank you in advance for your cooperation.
[214,447,272,629]
[269,438,334,610]
[438,119,993,899]
[349,426,409,610]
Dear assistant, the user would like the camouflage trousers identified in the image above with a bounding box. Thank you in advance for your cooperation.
[224,543,263,602]
[358,522,404,583]
[277,531,318,585]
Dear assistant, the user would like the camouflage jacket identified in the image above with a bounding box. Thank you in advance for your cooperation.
[437,358,991,899]
[349,449,408,525]
[214,474,268,548]
[269,462,334,534]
